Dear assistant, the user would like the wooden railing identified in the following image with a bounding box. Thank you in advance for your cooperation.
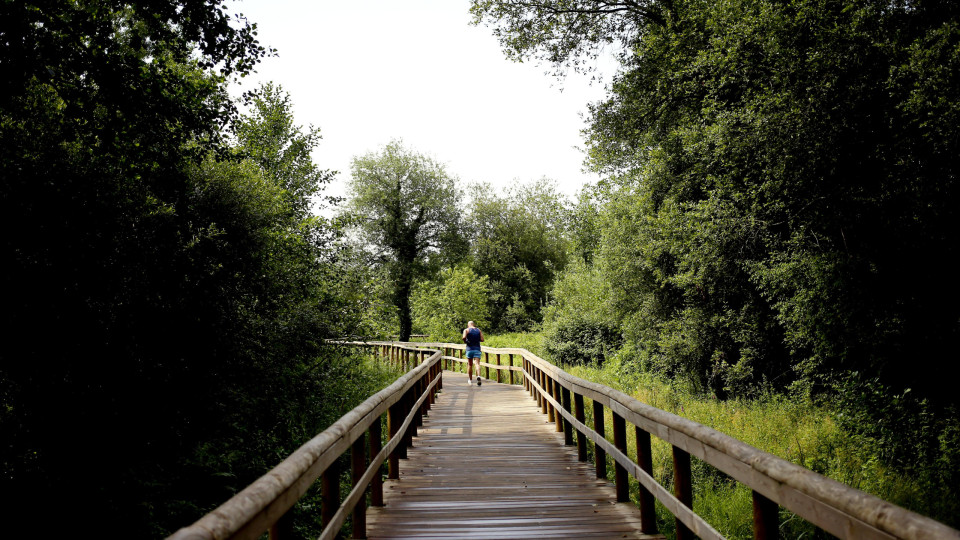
[170,341,960,540]
[169,343,442,540]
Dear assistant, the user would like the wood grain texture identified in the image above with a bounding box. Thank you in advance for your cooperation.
[367,371,663,540]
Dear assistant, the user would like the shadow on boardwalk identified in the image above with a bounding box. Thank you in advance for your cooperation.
[367,371,661,539]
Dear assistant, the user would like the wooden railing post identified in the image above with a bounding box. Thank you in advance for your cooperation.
[753,490,779,540]
[267,513,293,540]
[321,461,339,530]
[399,391,411,458]
[536,369,543,410]
[574,393,587,461]
[673,446,693,540]
[351,432,367,539]
[406,387,419,441]
[425,365,432,408]
[635,426,657,533]
[537,369,545,411]
[593,400,607,479]
[561,386,573,445]
[484,351,490,381]
[496,353,502,383]
[546,376,555,423]
[417,374,426,423]
[612,411,629,502]
[552,377,563,433]
[370,415,384,506]
[388,400,404,469]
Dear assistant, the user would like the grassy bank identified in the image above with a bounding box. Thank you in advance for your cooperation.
[477,333,956,538]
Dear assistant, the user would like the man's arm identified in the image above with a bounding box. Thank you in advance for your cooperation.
[479,330,485,342]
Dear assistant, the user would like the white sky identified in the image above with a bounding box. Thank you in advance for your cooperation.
[228,0,618,204]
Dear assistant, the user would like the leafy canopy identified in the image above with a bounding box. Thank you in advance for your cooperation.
[346,140,465,340]
[412,266,492,341]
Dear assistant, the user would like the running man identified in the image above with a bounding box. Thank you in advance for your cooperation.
[462,321,484,385]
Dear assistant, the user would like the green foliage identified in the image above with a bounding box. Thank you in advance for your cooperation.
[482,332,548,359]
[544,319,622,367]
[234,82,337,221]
[333,245,401,339]
[473,1,960,526]
[567,358,959,535]
[568,186,603,264]
[412,266,491,341]
[542,260,621,366]
[475,0,960,404]
[346,140,465,340]
[832,374,960,523]
[467,178,569,331]
[469,0,662,76]
[0,3,366,531]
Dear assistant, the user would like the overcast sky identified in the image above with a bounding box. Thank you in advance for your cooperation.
[228,0,618,203]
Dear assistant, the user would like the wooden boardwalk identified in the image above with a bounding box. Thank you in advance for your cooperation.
[367,371,660,539]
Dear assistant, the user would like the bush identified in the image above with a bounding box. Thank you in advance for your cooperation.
[544,318,623,366]
[541,260,622,366]
[411,265,491,341]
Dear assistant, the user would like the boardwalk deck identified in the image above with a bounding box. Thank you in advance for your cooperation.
[367,371,661,539]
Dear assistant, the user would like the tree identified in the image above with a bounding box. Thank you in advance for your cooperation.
[473,0,960,522]
[473,0,960,401]
[234,83,337,221]
[469,0,663,76]
[542,260,621,366]
[346,141,464,341]
[0,2,366,535]
[568,185,603,265]
[467,178,569,331]
[412,266,492,341]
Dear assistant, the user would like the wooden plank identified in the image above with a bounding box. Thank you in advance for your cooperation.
[367,371,662,540]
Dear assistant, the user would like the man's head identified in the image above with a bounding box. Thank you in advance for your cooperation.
[467,321,476,328]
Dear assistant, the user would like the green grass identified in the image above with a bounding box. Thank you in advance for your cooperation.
[569,358,833,538]
[479,332,957,539]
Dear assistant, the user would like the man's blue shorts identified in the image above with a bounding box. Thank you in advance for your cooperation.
[466,349,482,359]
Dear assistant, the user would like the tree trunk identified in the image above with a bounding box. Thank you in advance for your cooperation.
[394,257,414,342]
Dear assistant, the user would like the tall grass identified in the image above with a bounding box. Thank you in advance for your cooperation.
[485,332,957,538]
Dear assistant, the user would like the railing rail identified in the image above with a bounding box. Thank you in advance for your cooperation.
[168,343,442,540]
[170,340,960,540]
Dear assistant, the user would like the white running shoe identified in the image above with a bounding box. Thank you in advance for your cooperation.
[468,378,473,385]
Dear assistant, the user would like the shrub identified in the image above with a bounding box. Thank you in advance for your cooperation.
[544,318,622,366]
[411,265,491,341]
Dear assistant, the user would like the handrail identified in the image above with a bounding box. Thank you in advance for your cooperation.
[170,340,960,540]
[409,341,960,540]
[168,342,442,540]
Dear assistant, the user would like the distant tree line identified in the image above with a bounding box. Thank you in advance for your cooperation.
[343,141,571,341]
